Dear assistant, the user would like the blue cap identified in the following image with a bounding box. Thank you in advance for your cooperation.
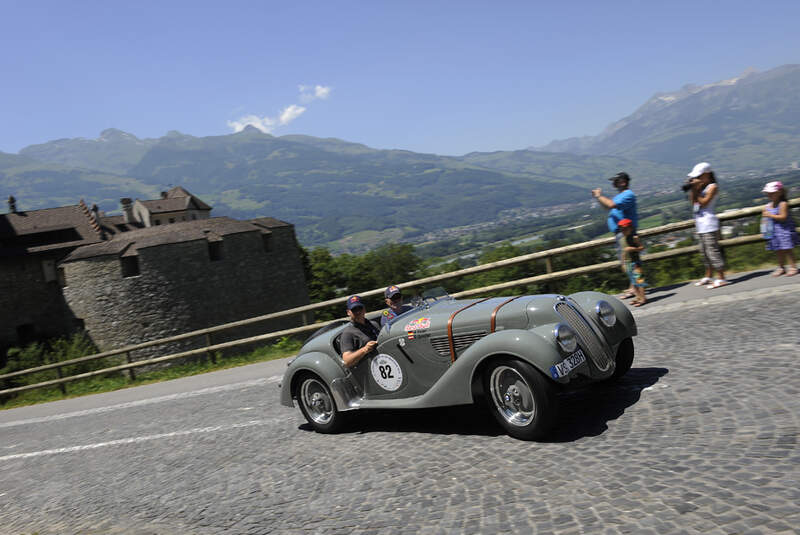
[385,285,401,298]
[346,295,365,310]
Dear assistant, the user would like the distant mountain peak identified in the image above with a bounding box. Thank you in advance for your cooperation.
[99,128,138,142]
[532,63,800,171]
[237,125,270,136]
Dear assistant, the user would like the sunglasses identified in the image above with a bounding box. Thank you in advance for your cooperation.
[389,294,403,301]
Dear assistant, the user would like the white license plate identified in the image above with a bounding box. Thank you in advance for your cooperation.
[550,349,586,379]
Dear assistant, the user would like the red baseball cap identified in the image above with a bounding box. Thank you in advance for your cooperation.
[618,218,633,228]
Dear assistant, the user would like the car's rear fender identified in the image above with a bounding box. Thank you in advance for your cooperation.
[280,351,353,409]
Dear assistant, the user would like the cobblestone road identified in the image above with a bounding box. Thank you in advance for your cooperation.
[1,286,798,534]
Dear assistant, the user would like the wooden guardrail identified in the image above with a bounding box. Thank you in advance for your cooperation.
[1,198,798,396]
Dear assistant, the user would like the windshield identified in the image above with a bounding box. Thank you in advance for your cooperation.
[381,287,451,333]
[409,286,450,308]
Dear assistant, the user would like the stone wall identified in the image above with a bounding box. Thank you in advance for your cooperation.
[0,253,78,355]
[61,228,309,360]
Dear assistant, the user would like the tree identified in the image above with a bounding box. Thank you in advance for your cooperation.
[305,248,345,303]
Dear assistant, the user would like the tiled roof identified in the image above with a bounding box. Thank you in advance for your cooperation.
[250,217,292,229]
[139,198,191,213]
[99,215,146,235]
[139,187,212,214]
[166,186,212,210]
[0,204,102,256]
[62,217,267,263]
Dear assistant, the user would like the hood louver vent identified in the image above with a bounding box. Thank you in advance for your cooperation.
[430,331,488,357]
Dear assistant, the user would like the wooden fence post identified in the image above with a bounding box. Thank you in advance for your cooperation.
[125,351,136,381]
[205,333,216,364]
[54,366,67,394]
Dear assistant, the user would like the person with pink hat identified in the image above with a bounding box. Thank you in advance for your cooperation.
[761,181,799,276]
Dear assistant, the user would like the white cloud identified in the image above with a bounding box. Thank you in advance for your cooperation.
[299,84,332,103]
[228,84,330,134]
[279,104,306,125]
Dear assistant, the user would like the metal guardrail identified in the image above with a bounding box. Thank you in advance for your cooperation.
[1,198,798,396]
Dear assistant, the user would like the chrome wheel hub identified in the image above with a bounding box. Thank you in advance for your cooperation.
[301,378,333,425]
[489,366,535,427]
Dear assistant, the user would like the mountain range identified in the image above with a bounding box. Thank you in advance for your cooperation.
[535,64,800,170]
[3,64,799,250]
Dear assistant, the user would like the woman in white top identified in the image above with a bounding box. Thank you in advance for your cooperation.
[687,162,728,288]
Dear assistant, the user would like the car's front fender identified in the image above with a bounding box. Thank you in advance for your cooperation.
[412,329,565,408]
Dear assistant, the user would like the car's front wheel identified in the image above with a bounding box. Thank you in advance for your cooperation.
[296,374,347,433]
[483,358,557,440]
[610,338,635,380]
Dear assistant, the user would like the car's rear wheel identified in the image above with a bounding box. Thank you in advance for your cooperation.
[296,374,346,433]
[610,338,635,380]
[483,358,557,440]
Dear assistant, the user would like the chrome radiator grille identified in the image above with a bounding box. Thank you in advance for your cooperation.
[430,331,488,357]
[555,302,612,371]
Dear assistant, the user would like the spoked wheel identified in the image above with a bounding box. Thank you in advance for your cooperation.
[483,358,557,440]
[296,374,346,433]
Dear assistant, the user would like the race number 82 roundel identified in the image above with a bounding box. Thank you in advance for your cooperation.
[370,354,403,391]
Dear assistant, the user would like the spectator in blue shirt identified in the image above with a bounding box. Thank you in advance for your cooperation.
[592,172,639,299]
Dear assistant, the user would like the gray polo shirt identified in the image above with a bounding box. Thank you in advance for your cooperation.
[340,319,380,355]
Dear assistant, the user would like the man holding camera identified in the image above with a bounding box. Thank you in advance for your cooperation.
[685,162,728,289]
[592,172,639,299]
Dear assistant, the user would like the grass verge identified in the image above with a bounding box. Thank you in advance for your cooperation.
[0,339,302,411]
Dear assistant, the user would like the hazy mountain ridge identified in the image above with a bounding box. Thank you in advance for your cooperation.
[535,64,800,170]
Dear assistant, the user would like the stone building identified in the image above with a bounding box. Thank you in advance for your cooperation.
[1,190,309,361]
[126,186,212,227]
[0,196,106,353]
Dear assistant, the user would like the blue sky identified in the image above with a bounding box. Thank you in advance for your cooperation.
[2,0,799,156]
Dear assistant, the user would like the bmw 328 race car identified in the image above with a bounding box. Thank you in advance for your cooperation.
[280,290,637,440]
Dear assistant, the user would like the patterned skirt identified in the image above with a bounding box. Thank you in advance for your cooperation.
[766,219,800,251]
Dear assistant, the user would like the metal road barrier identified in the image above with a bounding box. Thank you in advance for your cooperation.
[2,198,798,397]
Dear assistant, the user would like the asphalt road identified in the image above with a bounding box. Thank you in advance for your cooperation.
[1,269,799,534]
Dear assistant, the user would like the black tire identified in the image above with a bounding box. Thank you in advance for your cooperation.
[482,358,557,440]
[611,338,635,380]
[295,373,347,434]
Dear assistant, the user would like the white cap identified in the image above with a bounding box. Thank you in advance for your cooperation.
[688,162,712,178]
[762,181,783,193]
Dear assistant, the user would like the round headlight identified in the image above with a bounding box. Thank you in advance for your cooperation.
[596,300,617,327]
[554,323,578,353]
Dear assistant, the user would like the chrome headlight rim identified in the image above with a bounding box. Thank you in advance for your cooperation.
[596,300,617,328]
[553,323,578,353]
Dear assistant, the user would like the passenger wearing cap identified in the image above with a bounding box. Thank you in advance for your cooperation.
[592,172,638,298]
[618,218,647,306]
[686,162,728,289]
[761,180,799,277]
[340,295,380,367]
[380,285,413,327]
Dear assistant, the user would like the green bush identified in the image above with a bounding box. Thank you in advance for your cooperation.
[1,332,106,396]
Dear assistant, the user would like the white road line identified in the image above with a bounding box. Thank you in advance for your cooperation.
[0,418,283,462]
[0,375,283,430]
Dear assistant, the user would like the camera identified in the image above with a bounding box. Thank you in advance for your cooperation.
[681,179,696,192]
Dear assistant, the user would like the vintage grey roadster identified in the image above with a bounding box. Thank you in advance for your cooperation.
[280,290,637,440]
